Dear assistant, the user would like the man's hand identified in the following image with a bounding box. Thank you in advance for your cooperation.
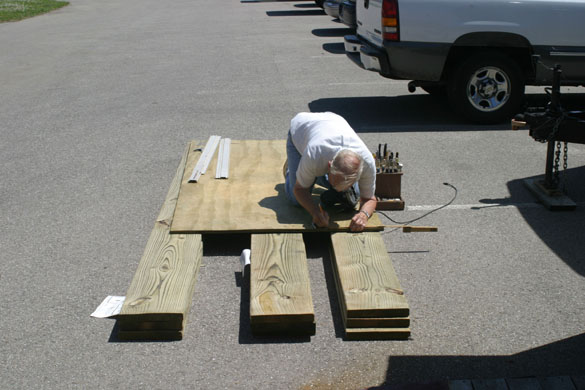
[313,207,329,228]
[349,211,368,232]
[350,197,376,232]
[293,183,330,228]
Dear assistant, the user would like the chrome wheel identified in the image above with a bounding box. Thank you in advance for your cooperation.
[466,66,511,112]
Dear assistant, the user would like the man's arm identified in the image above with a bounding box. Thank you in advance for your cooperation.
[350,196,377,232]
[293,182,329,227]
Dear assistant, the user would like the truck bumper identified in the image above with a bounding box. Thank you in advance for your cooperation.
[343,35,388,73]
[344,34,449,81]
[344,35,391,74]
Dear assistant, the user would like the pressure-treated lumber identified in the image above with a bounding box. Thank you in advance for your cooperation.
[330,253,410,340]
[345,316,410,328]
[344,327,410,341]
[171,140,384,233]
[330,232,409,318]
[328,237,410,340]
[118,319,184,331]
[250,321,316,336]
[119,229,202,321]
[118,144,203,339]
[250,233,315,334]
[117,330,183,341]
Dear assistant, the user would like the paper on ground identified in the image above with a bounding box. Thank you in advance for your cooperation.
[91,296,125,318]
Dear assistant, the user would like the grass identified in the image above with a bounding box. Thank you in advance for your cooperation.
[0,0,69,22]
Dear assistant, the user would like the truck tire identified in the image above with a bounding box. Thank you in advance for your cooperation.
[447,52,525,124]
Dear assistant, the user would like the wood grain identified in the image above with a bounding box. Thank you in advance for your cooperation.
[119,143,203,328]
[330,232,409,318]
[250,233,314,326]
[171,140,385,233]
[328,236,410,339]
[119,229,202,320]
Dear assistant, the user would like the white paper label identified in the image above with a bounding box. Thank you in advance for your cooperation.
[91,296,125,318]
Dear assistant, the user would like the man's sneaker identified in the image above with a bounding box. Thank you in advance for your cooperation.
[320,186,358,210]
[341,186,359,210]
[320,189,340,208]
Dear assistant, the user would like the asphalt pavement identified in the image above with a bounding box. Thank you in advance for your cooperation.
[1,0,584,389]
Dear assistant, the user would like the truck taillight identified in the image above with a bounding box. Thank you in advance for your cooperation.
[382,0,399,41]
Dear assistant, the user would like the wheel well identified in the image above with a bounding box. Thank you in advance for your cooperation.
[441,36,536,83]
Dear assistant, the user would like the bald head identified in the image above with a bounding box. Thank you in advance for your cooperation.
[329,149,363,191]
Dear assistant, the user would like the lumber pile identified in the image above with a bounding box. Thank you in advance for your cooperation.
[250,233,316,336]
[329,232,410,340]
[112,141,415,341]
[116,145,203,341]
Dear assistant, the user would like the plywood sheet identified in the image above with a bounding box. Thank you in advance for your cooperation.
[171,140,384,233]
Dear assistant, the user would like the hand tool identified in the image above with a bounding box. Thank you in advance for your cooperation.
[399,225,437,232]
[378,144,382,164]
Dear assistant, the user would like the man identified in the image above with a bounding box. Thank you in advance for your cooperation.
[284,112,377,232]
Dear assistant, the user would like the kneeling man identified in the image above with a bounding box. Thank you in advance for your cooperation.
[284,112,377,232]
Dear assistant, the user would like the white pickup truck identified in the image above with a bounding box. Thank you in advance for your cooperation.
[344,0,585,123]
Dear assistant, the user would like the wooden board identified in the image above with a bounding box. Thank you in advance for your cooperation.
[330,232,409,318]
[345,316,410,328]
[118,144,203,331]
[171,140,385,233]
[328,233,410,340]
[117,330,183,341]
[250,233,315,327]
[118,229,202,321]
[118,319,184,331]
[344,327,410,341]
[250,321,316,336]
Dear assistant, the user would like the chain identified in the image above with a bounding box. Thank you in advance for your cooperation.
[553,141,561,186]
[563,142,568,170]
[534,112,566,143]
[561,142,569,192]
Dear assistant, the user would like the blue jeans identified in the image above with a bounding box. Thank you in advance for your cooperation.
[285,132,357,206]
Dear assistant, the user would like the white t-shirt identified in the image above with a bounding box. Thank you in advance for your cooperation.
[290,112,376,199]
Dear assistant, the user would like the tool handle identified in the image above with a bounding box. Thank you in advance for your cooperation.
[401,226,438,233]
[511,119,527,130]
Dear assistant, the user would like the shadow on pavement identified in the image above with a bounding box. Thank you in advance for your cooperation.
[312,27,354,37]
[266,9,325,16]
[202,234,251,257]
[505,165,585,277]
[369,332,585,388]
[309,96,499,132]
[294,2,321,7]
[323,42,346,54]
[308,92,585,133]
[236,269,312,344]
[303,232,345,338]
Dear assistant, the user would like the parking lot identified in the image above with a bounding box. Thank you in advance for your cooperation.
[1,0,584,388]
